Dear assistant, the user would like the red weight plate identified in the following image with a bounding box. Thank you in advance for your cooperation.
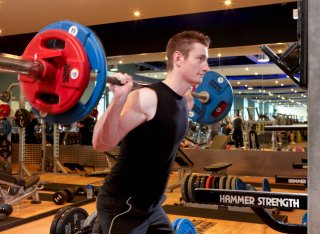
[20,29,90,114]
[0,104,10,117]
[205,175,214,188]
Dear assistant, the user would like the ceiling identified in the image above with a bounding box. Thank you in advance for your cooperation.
[0,0,306,110]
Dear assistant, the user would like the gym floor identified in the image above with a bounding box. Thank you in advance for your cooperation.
[0,164,306,234]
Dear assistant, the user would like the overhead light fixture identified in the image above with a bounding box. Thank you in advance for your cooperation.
[224,0,232,6]
[110,64,118,71]
[293,9,298,20]
[257,54,270,62]
[134,11,141,17]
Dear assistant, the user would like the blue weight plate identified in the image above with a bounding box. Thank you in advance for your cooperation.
[34,20,107,125]
[301,212,308,225]
[190,71,233,125]
[246,183,257,191]
[176,218,196,234]
[172,218,182,231]
[0,119,11,137]
[262,178,271,192]
[235,177,247,190]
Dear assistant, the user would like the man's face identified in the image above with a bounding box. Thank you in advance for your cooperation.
[180,42,209,85]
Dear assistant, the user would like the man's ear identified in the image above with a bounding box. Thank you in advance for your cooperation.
[173,51,183,67]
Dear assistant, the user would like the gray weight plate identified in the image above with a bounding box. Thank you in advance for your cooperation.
[187,174,197,203]
[181,174,191,202]
[225,176,233,190]
[200,175,208,188]
[213,176,220,189]
[219,176,227,189]
[231,177,237,190]
[56,207,89,234]
[190,175,201,203]
[50,206,71,234]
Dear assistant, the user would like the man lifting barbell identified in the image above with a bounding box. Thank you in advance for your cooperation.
[0,20,233,233]
[92,30,211,234]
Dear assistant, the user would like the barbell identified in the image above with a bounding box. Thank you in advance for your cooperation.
[0,20,233,125]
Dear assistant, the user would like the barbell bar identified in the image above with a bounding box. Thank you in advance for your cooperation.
[0,54,210,104]
[0,20,233,125]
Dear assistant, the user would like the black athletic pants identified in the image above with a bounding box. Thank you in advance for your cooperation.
[97,189,174,234]
[233,128,244,148]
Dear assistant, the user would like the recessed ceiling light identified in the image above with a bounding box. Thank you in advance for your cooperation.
[224,0,232,6]
[257,54,270,62]
[119,60,123,64]
[217,53,222,57]
[245,67,249,71]
[0,29,2,35]
[254,72,259,75]
[275,80,278,84]
[278,49,283,53]
[237,81,240,85]
[281,83,284,86]
[133,11,141,17]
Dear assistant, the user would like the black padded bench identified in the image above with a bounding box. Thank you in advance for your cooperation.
[0,172,40,189]
[0,172,41,205]
[204,162,232,175]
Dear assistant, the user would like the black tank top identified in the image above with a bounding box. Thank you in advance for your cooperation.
[103,82,189,203]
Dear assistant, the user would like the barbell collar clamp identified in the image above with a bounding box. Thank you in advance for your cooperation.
[0,53,43,79]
